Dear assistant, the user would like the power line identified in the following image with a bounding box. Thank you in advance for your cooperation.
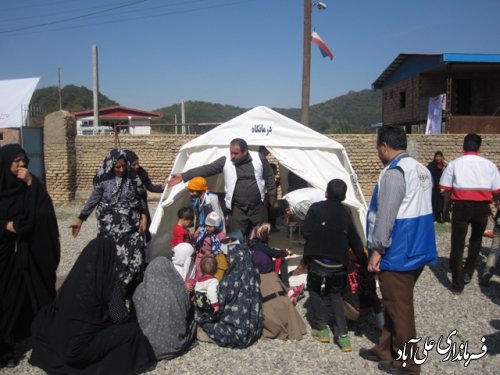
[0,0,256,37]
[0,0,152,34]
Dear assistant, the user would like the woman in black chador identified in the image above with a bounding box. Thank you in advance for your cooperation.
[0,144,60,368]
[30,237,156,374]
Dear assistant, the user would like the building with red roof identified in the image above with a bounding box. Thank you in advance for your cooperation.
[74,106,162,135]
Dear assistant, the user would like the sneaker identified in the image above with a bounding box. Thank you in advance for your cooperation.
[288,283,305,301]
[311,328,330,343]
[484,230,494,239]
[480,272,492,287]
[335,335,352,352]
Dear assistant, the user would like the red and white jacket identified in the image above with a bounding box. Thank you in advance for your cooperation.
[439,152,500,201]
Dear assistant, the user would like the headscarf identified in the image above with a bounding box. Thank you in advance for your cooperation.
[30,238,156,374]
[0,144,29,198]
[93,148,143,193]
[195,226,222,255]
[124,149,139,164]
[197,242,263,348]
[1,143,60,347]
[31,238,120,359]
[132,257,196,360]
[172,242,195,280]
[249,223,271,243]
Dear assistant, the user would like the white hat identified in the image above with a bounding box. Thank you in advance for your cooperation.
[205,211,222,227]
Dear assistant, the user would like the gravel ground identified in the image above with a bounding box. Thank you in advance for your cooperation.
[4,201,500,374]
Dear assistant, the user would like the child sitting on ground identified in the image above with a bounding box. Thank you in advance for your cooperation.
[194,211,226,280]
[249,223,305,303]
[194,256,220,313]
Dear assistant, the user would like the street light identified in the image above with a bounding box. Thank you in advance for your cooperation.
[301,1,327,127]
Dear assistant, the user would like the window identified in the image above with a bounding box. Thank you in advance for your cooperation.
[399,91,406,108]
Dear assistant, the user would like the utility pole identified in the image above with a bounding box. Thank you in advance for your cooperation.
[57,67,62,110]
[301,0,312,127]
[92,44,99,134]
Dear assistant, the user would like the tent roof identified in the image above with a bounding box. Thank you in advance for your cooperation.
[146,106,368,262]
[180,106,345,152]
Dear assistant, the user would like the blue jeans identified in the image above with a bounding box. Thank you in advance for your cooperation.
[306,261,347,337]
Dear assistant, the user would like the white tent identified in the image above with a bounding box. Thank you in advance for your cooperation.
[0,77,40,128]
[147,106,367,261]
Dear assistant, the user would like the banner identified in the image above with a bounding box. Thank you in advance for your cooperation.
[425,94,446,135]
[0,77,40,128]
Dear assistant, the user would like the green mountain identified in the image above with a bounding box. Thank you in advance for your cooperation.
[30,86,381,133]
[153,89,381,133]
[29,85,119,127]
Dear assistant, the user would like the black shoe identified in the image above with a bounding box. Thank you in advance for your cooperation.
[359,348,380,362]
[464,273,472,285]
[480,272,492,287]
[378,361,412,374]
[450,286,463,295]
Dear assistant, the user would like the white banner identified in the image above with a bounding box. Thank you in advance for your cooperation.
[0,77,40,128]
[425,94,446,135]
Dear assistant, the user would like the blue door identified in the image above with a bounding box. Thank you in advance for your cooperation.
[20,127,44,183]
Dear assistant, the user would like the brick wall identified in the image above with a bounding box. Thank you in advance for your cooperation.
[382,76,421,125]
[0,128,21,146]
[74,134,194,200]
[43,111,77,203]
[335,134,499,202]
[44,131,499,204]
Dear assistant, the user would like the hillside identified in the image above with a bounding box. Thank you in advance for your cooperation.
[29,85,119,127]
[30,86,381,133]
[153,89,381,133]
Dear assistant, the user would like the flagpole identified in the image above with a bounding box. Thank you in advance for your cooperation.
[301,0,312,127]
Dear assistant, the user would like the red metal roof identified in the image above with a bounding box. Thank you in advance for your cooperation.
[73,106,162,118]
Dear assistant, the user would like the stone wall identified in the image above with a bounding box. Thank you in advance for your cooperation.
[0,128,21,146]
[335,134,500,202]
[74,134,193,200]
[44,123,500,204]
[44,111,77,203]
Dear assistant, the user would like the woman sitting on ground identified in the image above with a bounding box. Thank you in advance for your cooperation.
[132,256,196,361]
[248,223,305,302]
[196,234,263,348]
[29,237,156,374]
[253,250,307,341]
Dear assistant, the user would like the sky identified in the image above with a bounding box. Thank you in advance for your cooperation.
[1,0,499,111]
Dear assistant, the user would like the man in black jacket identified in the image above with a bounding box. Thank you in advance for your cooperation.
[303,179,366,352]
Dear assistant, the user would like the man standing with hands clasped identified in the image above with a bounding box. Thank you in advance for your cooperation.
[359,126,437,375]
